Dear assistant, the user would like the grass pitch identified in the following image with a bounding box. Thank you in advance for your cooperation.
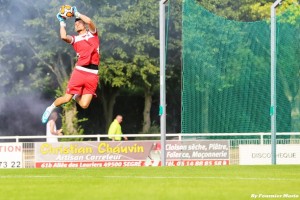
[0,165,299,200]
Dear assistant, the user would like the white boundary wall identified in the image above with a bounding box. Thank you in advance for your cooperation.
[0,132,299,168]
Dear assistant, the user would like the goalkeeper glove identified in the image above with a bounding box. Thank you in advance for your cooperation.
[56,13,65,22]
[56,13,66,27]
[72,6,81,18]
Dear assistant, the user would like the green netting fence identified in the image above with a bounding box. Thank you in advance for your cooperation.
[182,0,300,134]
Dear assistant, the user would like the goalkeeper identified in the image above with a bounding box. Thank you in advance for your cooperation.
[42,6,100,123]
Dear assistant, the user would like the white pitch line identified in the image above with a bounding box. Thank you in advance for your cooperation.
[103,176,300,181]
[0,175,299,181]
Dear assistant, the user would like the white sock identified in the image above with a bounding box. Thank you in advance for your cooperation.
[72,94,78,101]
[49,103,56,109]
[72,94,81,101]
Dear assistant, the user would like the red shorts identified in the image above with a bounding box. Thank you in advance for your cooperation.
[67,67,99,96]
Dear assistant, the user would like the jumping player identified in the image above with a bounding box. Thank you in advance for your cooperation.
[42,6,100,123]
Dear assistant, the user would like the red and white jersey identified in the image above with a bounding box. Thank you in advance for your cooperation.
[71,30,100,66]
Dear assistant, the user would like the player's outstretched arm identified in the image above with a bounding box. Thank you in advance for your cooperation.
[73,6,97,33]
[56,13,72,43]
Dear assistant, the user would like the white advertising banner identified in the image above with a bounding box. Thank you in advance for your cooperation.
[0,143,22,168]
[239,144,300,165]
[35,140,230,168]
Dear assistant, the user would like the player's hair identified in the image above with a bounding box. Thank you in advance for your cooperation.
[75,18,82,22]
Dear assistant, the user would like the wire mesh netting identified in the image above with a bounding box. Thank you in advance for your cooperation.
[182,0,300,133]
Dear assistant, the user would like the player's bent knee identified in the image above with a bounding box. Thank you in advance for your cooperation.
[81,105,89,109]
[80,102,90,109]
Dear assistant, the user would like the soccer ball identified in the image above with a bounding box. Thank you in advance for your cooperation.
[59,5,73,19]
